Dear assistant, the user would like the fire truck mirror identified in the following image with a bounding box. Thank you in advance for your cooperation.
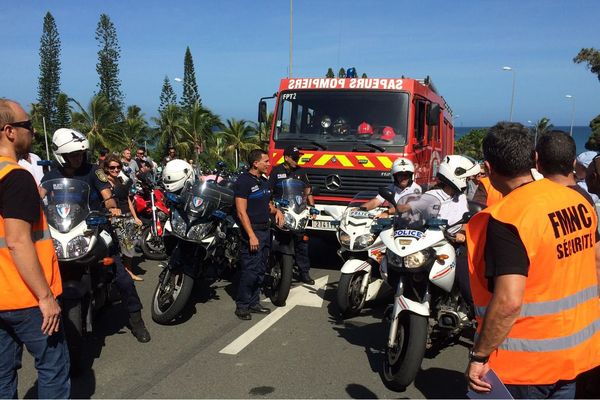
[258,100,268,123]
[427,104,441,126]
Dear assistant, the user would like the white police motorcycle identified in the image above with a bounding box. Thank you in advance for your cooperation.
[331,192,391,318]
[267,178,314,306]
[41,178,119,371]
[151,178,239,324]
[376,188,474,390]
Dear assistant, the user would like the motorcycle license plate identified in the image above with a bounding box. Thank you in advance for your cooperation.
[309,220,336,231]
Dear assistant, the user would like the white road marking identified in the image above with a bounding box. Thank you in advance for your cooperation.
[219,275,329,355]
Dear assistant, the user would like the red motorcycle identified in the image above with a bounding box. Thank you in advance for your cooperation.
[133,176,169,260]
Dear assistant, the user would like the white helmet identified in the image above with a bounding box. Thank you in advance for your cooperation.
[52,128,89,166]
[162,159,195,192]
[390,157,415,182]
[437,155,481,192]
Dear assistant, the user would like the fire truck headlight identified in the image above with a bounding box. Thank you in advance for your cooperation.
[321,115,332,129]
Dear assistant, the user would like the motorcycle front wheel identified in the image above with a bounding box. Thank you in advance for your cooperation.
[62,298,84,375]
[336,272,367,318]
[151,269,194,324]
[141,226,167,260]
[383,312,428,390]
[268,254,293,307]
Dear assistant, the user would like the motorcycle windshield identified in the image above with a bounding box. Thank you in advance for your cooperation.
[183,180,234,221]
[41,179,91,233]
[273,178,308,213]
[340,191,379,221]
[394,193,442,231]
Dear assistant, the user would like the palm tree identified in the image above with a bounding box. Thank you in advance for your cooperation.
[121,105,149,149]
[220,118,260,168]
[153,103,184,157]
[176,102,222,164]
[533,117,553,135]
[70,95,121,150]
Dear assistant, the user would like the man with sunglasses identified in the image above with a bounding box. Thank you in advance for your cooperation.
[41,128,151,344]
[0,100,70,398]
[268,146,316,284]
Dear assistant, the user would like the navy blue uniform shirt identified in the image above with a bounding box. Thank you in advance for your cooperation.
[268,164,310,198]
[233,171,271,225]
[41,163,111,211]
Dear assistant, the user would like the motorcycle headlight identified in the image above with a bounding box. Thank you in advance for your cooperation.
[353,233,375,250]
[283,212,296,230]
[338,231,351,247]
[53,239,64,259]
[405,250,429,269]
[66,235,89,258]
[171,210,187,238]
[188,222,213,241]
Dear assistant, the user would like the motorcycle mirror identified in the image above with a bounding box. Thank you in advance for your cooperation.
[460,211,475,224]
[468,201,485,215]
[378,186,396,206]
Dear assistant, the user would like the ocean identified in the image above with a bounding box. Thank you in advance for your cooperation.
[455,126,593,155]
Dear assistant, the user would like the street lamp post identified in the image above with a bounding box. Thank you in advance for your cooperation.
[565,95,575,137]
[502,66,516,122]
[528,120,538,145]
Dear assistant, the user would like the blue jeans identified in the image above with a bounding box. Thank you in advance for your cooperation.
[236,229,270,309]
[0,307,70,399]
[506,380,576,399]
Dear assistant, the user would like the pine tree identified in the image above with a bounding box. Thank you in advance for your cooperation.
[338,68,346,78]
[95,14,123,116]
[55,93,71,128]
[159,76,177,114]
[38,12,61,133]
[361,73,368,78]
[326,68,335,78]
[180,47,200,110]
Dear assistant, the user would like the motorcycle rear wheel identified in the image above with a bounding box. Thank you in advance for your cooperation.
[336,272,367,318]
[151,269,194,324]
[141,226,167,260]
[383,312,428,390]
[269,254,293,307]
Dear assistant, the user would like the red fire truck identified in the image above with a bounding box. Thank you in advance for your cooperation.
[258,76,455,231]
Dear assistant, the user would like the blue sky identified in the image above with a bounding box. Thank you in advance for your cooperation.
[2,0,600,127]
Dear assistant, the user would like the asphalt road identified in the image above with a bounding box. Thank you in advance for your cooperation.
[17,237,471,399]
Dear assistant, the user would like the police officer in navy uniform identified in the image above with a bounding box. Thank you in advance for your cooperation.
[40,128,151,343]
[269,145,316,284]
[234,149,284,320]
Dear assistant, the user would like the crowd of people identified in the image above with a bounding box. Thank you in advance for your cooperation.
[1,97,599,399]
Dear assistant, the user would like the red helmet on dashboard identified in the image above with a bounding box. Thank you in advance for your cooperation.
[357,122,373,135]
[381,126,396,141]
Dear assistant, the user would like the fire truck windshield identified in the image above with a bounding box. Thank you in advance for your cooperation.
[274,90,409,148]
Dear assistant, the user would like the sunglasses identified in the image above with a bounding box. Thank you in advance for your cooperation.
[2,120,34,132]
[137,152,145,156]
[108,165,122,171]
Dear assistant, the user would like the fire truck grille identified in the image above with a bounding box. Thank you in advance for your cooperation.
[305,169,391,199]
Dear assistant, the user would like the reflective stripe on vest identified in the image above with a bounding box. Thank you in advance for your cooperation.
[475,285,599,318]
[466,178,600,385]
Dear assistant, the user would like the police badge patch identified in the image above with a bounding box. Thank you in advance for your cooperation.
[95,169,108,182]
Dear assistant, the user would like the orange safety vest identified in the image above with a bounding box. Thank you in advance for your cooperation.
[479,176,503,207]
[0,156,62,310]
[466,178,600,385]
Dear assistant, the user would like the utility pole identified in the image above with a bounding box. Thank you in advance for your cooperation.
[289,0,293,78]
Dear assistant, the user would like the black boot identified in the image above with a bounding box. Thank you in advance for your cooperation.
[129,311,151,343]
[299,272,315,285]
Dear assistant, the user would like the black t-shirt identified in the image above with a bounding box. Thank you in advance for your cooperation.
[484,183,600,292]
[233,171,271,225]
[0,170,40,223]
[41,163,111,211]
[111,179,132,214]
[268,164,310,198]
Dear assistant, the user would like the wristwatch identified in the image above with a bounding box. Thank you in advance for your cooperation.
[469,349,489,363]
